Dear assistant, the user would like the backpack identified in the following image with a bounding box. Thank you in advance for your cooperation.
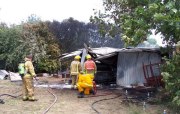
[18,63,25,76]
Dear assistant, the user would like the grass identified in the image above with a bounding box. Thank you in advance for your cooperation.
[127,103,166,114]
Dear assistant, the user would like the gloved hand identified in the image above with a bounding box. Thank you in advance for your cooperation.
[33,75,39,81]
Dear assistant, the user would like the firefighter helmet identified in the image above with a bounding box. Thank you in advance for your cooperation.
[74,55,81,60]
[86,54,91,59]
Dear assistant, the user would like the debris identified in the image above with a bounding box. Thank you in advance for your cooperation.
[0,70,9,80]
[9,72,22,81]
[0,99,5,104]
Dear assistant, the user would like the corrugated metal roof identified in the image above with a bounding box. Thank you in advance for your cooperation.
[59,47,161,60]
[89,47,120,55]
[60,50,82,60]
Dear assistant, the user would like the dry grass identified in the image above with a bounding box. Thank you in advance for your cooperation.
[0,78,174,114]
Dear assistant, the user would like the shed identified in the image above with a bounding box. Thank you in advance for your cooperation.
[115,48,161,86]
[60,47,162,87]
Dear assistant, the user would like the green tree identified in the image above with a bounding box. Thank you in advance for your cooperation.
[91,0,180,47]
[22,21,61,73]
[0,23,24,71]
[162,53,180,107]
[91,0,180,107]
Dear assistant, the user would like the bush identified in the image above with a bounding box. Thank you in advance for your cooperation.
[161,53,180,107]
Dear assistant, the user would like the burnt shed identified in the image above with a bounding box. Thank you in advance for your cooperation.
[60,47,162,87]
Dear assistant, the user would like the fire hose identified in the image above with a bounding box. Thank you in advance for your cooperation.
[0,80,58,114]
[91,94,122,114]
[42,85,58,114]
[0,90,22,104]
[90,87,151,114]
[34,79,58,114]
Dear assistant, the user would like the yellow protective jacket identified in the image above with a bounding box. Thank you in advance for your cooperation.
[24,58,36,77]
[77,73,94,94]
[70,60,81,75]
[77,73,94,88]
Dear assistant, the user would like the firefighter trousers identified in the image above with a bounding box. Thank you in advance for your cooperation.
[22,76,34,99]
[77,82,93,95]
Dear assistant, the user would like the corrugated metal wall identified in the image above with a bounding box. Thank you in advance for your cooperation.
[116,52,161,86]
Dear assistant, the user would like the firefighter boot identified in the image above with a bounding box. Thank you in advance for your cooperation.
[28,96,38,101]
[78,91,84,98]
[22,96,28,101]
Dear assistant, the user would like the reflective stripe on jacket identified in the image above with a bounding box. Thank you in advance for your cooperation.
[70,60,81,75]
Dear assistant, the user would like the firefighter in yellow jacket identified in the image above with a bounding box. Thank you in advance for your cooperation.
[76,72,94,98]
[22,55,37,101]
[70,55,82,89]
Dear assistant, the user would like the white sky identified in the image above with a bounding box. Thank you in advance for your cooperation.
[0,0,104,25]
[0,0,164,46]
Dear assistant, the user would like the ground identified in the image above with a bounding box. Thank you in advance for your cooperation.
[0,76,173,114]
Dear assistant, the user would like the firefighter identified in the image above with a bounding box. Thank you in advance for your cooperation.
[22,55,37,101]
[84,54,97,77]
[76,71,94,98]
[70,55,82,89]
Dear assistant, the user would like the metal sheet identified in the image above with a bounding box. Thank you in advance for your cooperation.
[116,52,161,86]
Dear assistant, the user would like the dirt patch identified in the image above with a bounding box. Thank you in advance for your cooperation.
[0,77,170,114]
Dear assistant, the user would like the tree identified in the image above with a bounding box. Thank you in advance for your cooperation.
[91,0,180,47]
[49,18,124,54]
[49,18,89,53]
[91,0,180,107]
[0,23,24,71]
[22,21,61,73]
[27,14,41,23]
[87,23,123,48]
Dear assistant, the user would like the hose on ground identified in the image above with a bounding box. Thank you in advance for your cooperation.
[91,94,121,114]
[0,90,22,104]
[84,92,113,98]
[0,93,21,98]
[42,85,57,114]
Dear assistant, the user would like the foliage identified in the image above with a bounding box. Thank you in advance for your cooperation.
[91,0,180,47]
[0,23,24,71]
[87,23,124,48]
[161,53,180,106]
[22,21,61,73]
[37,57,59,74]
[49,18,123,54]
[0,16,123,73]
[26,14,41,23]
[0,20,61,73]
[49,18,89,53]
[91,0,180,107]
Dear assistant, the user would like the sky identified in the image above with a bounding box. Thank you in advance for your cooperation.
[0,0,164,46]
[0,0,104,25]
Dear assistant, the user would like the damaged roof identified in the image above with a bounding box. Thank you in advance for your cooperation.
[59,47,161,60]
